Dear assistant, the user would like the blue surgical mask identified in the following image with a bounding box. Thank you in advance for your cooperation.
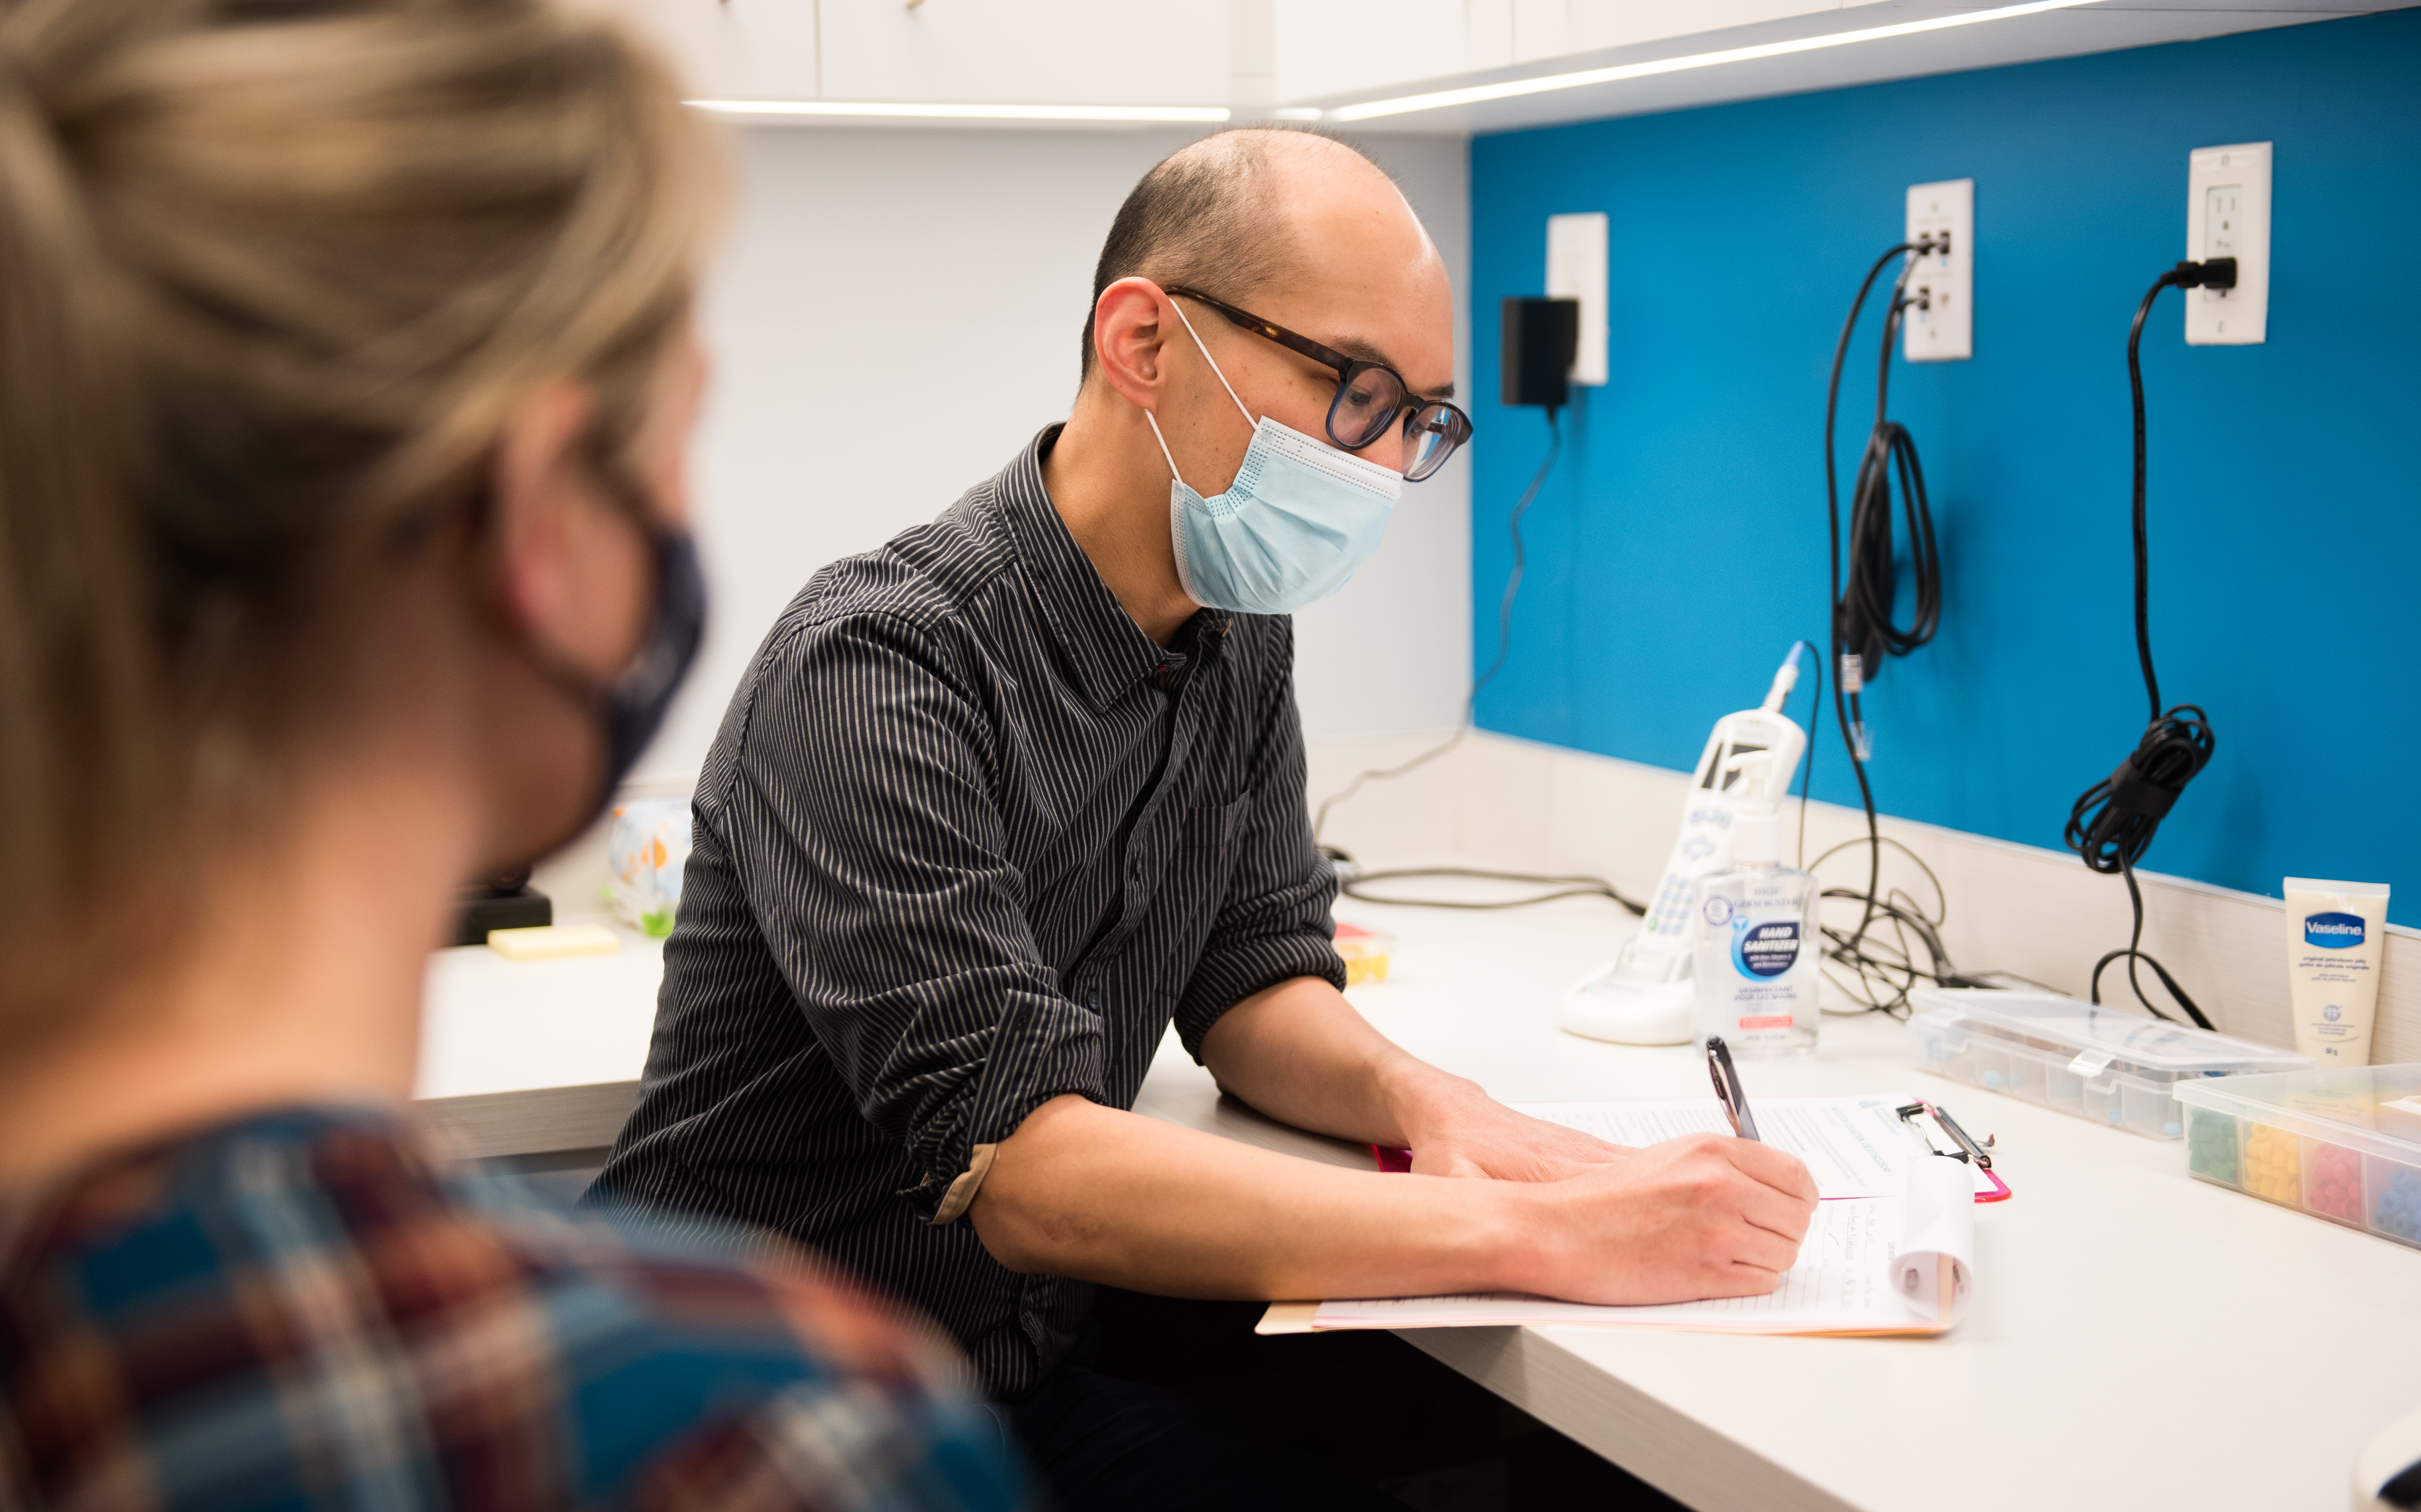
[1146,301,1402,616]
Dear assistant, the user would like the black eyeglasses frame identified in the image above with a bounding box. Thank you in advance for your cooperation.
[1162,285,1472,483]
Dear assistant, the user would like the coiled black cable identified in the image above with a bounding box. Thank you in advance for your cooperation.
[1819,239,1948,1014]
[2062,259,2235,1030]
[1842,258,1944,670]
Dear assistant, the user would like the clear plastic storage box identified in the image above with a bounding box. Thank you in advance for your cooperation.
[2173,1064,2421,1250]
[1907,989,2312,1140]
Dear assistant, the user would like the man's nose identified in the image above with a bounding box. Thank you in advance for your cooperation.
[1351,417,1409,474]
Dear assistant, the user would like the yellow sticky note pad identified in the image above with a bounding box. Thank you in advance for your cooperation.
[487,923,619,961]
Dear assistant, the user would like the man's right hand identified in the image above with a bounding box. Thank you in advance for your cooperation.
[1509,1134,1820,1305]
[968,1099,1818,1310]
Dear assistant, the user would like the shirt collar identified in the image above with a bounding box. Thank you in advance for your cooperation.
[993,425,1229,711]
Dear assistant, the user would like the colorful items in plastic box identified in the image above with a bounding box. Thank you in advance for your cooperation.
[2185,1109,2239,1184]
[2377,1166,2421,1243]
[2305,1141,2363,1222]
[604,799,691,939]
[1333,921,1393,987]
[2241,1123,2301,1203]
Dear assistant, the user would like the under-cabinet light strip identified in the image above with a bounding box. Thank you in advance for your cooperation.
[685,99,1233,124]
[1326,0,2103,122]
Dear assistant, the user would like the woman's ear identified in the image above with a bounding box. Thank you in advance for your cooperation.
[1089,277,1174,413]
[486,382,599,641]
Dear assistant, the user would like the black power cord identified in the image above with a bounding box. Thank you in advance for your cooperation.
[1791,619,1966,1016]
[2061,258,2234,1031]
[1816,237,1957,1017]
[1313,409,1648,917]
[1339,866,1640,912]
[1842,254,1944,675]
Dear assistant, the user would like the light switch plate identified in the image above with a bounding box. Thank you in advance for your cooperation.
[1904,178,1973,363]
[2185,142,2269,345]
[1545,212,1608,385]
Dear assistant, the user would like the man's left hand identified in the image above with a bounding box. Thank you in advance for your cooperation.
[1396,1077,1633,1182]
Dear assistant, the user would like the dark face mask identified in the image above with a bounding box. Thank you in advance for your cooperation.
[595,523,706,807]
[512,499,708,854]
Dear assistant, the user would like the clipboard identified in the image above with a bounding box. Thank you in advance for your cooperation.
[1897,1099,2012,1202]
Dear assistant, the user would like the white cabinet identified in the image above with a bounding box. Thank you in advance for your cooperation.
[1271,0,1472,103]
[1272,0,1846,105]
[819,0,1227,105]
[1561,0,1844,58]
[593,0,2389,132]
[592,0,1225,105]
[582,0,821,100]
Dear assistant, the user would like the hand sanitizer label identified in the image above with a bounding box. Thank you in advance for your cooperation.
[1694,881,1817,1055]
[1733,918,1802,978]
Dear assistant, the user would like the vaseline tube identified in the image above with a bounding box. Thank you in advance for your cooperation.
[2283,878,2391,1065]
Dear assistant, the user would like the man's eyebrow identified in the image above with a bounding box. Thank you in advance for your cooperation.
[1329,334,1454,400]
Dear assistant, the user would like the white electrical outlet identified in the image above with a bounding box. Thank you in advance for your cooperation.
[1903,179,1972,363]
[2185,142,2270,345]
[1545,212,1608,386]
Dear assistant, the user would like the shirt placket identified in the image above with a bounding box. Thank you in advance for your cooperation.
[1072,633,1222,1014]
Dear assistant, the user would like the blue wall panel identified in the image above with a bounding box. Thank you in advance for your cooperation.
[1465,10,2421,925]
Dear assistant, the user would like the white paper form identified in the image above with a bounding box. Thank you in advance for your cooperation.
[1514,1093,1992,1200]
[1307,1160,1976,1338]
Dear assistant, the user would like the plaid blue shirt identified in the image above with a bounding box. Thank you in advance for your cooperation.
[0,1104,1031,1511]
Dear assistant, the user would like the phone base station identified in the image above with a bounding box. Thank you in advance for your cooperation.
[1559,962,1695,1046]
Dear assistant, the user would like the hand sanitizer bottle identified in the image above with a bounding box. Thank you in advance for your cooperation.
[1690,806,1819,1059]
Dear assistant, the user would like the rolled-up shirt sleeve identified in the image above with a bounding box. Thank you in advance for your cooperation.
[714,610,1104,1222]
[1172,618,1347,1059]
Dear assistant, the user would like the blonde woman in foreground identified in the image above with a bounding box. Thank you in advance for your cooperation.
[0,0,1027,1506]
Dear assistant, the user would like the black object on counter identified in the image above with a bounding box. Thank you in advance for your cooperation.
[448,881,551,948]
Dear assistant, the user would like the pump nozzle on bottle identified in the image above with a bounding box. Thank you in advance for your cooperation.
[1732,807,1781,867]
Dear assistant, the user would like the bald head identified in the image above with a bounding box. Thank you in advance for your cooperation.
[1049,128,1457,636]
[1079,128,1438,379]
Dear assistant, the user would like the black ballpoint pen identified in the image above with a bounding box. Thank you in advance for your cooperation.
[1705,1035,1761,1142]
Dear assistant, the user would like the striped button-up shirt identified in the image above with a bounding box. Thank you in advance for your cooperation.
[592,426,1346,1397]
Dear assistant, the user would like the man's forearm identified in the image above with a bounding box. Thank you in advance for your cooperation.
[966,1093,1522,1300]
[965,1092,1821,1306]
[1195,975,1484,1150]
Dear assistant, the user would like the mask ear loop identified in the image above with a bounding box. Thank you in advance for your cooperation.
[1145,293,1260,494]
[1166,298,1256,428]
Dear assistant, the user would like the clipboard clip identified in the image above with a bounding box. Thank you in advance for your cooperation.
[1897,1100,2013,1202]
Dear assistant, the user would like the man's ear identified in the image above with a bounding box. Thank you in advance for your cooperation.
[487,381,598,640]
[1089,277,1173,413]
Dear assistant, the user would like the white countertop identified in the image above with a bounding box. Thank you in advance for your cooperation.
[416,931,664,1102]
[416,887,2421,1512]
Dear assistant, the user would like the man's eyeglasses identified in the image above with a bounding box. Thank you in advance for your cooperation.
[1163,286,1472,483]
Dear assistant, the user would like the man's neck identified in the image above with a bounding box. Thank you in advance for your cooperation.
[1040,385,1201,647]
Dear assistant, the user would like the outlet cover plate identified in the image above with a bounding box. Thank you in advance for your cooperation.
[1904,178,1973,363]
[1545,211,1608,385]
[2185,142,2269,345]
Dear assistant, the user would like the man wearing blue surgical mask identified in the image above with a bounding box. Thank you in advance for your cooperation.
[594,129,1817,1510]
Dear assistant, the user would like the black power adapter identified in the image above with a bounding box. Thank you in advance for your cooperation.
[1500,296,1580,413]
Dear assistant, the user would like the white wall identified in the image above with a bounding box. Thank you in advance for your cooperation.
[637,122,1471,785]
